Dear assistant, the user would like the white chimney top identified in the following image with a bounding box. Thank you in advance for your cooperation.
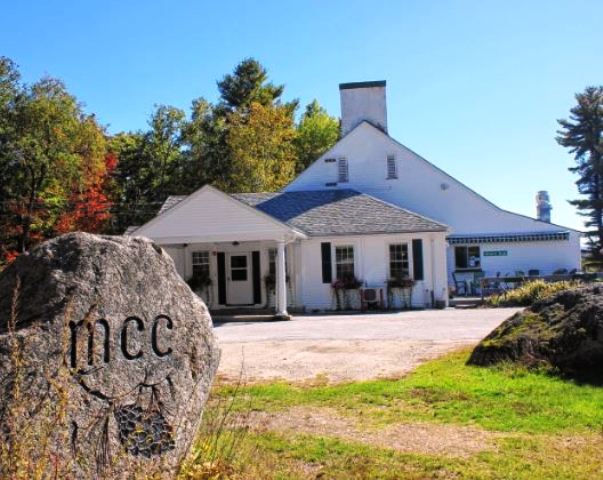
[339,81,387,136]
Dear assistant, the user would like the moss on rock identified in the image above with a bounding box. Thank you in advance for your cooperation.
[469,285,603,379]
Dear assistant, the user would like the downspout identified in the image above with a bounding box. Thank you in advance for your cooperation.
[430,237,436,307]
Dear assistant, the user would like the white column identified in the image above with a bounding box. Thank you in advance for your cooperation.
[276,240,288,318]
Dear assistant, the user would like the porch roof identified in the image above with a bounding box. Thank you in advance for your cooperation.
[150,188,447,241]
[159,189,446,237]
[132,185,306,244]
[231,189,447,236]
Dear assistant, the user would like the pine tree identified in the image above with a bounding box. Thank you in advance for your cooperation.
[217,58,285,112]
[557,86,603,266]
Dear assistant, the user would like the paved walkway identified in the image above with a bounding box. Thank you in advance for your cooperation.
[214,308,520,383]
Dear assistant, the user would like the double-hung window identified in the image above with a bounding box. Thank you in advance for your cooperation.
[389,244,409,279]
[454,246,481,270]
[335,245,354,279]
[192,251,210,277]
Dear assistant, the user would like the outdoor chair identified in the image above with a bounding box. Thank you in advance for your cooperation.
[452,272,468,296]
[528,269,540,277]
[469,271,485,296]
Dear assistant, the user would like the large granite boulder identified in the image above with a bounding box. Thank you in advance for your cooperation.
[468,285,603,377]
[0,233,220,479]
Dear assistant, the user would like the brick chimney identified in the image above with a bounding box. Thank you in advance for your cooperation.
[339,81,387,136]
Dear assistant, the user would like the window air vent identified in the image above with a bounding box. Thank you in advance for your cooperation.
[386,154,397,179]
[338,157,349,183]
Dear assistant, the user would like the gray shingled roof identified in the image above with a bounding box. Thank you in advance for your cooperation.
[157,189,447,236]
[159,195,187,215]
[232,189,447,236]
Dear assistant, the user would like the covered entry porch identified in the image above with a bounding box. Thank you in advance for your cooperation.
[162,237,301,319]
[131,185,306,319]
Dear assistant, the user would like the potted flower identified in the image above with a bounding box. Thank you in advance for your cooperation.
[331,274,363,310]
[186,272,212,304]
[386,275,415,309]
[264,273,290,308]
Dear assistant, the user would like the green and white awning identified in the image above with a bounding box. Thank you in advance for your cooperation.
[447,231,570,245]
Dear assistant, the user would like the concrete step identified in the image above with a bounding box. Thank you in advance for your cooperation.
[450,297,482,309]
[212,314,282,323]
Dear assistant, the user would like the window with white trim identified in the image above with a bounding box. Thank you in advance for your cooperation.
[386,154,397,179]
[389,243,409,279]
[454,246,481,270]
[335,245,354,279]
[338,157,349,183]
[192,251,210,277]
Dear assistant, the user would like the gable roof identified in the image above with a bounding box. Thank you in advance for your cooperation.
[232,189,447,236]
[132,185,306,242]
[156,188,447,237]
[286,120,582,234]
[159,195,187,215]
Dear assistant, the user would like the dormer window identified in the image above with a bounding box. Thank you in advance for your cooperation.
[386,154,397,179]
[338,157,349,183]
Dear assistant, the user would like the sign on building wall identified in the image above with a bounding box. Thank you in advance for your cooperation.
[483,250,508,257]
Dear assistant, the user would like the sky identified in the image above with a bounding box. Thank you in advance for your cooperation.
[2,0,602,231]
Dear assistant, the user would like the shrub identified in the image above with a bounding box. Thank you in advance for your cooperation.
[485,279,583,307]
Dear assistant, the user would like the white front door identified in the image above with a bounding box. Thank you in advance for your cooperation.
[227,253,254,305]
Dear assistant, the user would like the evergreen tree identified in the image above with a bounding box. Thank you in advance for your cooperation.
[217,58,285,112]
[183,58,299,193]
[557,86,603,266]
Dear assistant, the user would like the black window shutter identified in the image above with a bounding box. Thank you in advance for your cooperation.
[217,252,227,305]
[412,239,424,281]
[252,251,261,304]
[321,242,332,283]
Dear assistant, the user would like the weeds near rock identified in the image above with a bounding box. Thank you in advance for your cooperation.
[179,366,255,480]
[0,277,75,479]
[485,279,583,307]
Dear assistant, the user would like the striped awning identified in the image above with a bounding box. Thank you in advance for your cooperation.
[447,231,570,245]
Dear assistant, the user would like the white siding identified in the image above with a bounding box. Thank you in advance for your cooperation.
[286,122,582,280]
[135,186,298,244]
[448,231,582,283]
[163,246,185,278]
[286,122,571,235]
[298,232,448,311]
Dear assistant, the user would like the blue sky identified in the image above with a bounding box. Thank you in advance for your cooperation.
[2,1,601,231]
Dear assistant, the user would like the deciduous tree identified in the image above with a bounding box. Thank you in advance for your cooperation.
[294,99,339,173]
[226,102,297,192]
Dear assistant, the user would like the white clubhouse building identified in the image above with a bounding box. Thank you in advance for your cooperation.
[133,81,581,317]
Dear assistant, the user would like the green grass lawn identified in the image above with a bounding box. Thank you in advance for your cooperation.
[181,350,603,479]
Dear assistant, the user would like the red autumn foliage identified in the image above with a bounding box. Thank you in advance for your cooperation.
[3,250,20,265]
[55,153,117,235]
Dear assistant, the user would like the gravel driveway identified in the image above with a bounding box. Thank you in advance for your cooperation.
[214,308,520,383]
